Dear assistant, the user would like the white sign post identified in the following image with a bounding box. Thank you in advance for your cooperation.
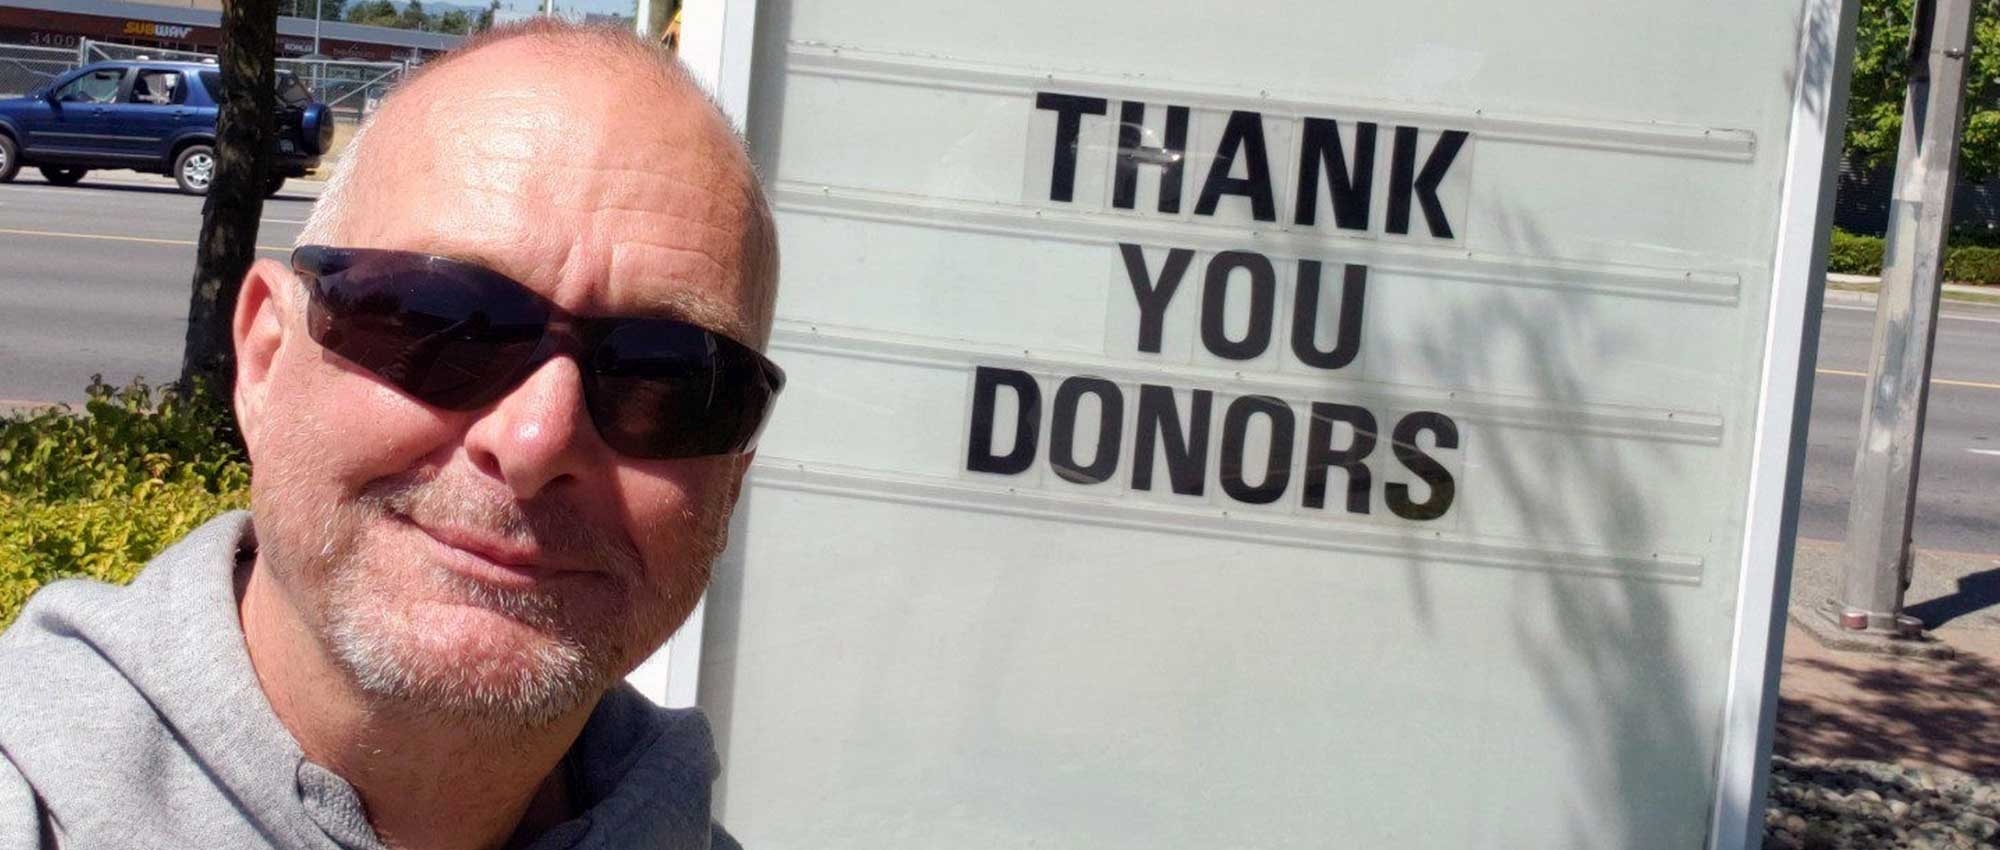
[689,2,1857,847]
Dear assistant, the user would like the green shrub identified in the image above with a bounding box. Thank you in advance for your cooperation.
[1944,244,2000,285]
[1827,229,1886,276]
[0,378,249,629]
[1824,229,2000,285]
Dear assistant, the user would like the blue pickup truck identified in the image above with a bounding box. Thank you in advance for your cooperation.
[0,60,335,196]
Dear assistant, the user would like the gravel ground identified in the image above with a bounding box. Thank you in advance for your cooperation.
[1768,756,2000,849]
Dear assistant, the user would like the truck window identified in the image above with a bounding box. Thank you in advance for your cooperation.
[197,70,313,106]
[52,68,123,105]
[127,70,187,106]
[276,73,312,107]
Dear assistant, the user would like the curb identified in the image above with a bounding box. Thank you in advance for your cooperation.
[1824,273,2000,307]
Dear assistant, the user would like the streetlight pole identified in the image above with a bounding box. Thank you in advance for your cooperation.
[1838,0,1976,636]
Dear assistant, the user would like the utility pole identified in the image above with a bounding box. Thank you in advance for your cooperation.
[1839,0,1976,636]
[313,0,323,57]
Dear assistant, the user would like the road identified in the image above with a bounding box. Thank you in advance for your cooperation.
[1800,300,2000,554]
[0,171,1994,553]
[0,171,312,405]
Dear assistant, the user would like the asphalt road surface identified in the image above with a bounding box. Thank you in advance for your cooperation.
[1800,299,2000,554]
[0,171,1994,553]
[0,170,311,405]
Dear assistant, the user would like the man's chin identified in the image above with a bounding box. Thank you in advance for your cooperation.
[327,597,606,726]
[404,597,573,659]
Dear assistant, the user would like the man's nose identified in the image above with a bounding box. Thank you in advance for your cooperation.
[461,355,601,500]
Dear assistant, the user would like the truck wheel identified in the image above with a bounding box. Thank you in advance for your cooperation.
[173,144,216,195]
[38,166,86,186]
[0,135,18,183]
[263,176,286,198]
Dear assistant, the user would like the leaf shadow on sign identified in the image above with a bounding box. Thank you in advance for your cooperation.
[1417,196,1713,850]
[1786,0,1844,133]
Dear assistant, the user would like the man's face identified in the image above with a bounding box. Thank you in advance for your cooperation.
[237,43,772,726]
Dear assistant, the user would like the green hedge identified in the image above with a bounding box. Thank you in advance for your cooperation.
[1828,230,1886,276]
[0,379,248,629]
[1943,244,2000,285]
[1827,228,2000,285]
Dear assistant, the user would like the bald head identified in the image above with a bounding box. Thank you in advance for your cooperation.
[298,20,778,346]
[234,20,785,738]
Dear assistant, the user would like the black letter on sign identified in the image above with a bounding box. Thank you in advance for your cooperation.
[1194,110,1277,222]
[1219,395,1295,504]
[1121,243,1195,354]
[1200,250,1276,361]
[1386,411,1460,521]
[1291,261,1367,371]
[1114,101,1190,214]
[1302,403,1376,513]
[1035,92,1109,204]
[1050,377,1124,485]
[1131,384,1212,496]
[1294,118,1376,230]
[1386,127,1469,238]
[967,367,1041,475]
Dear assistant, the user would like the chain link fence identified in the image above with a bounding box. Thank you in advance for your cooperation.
[281,58,405,124]
[76,40,211,64]
[0,44,79,98]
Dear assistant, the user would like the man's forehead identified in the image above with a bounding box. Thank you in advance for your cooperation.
[337,42,765,342]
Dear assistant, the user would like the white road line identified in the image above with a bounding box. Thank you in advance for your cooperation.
[1825,302,2000,325]
[1815,367,2000,391]
[1971,448,2000,457]
[0,226,289,252]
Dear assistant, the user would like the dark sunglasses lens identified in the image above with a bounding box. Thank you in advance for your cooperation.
[588,322,778,458]
[305,253,546,410]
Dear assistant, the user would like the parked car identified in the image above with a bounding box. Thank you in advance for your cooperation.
[0,60,335,196]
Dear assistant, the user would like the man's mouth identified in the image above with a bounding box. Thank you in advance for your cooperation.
[396,513,561,589]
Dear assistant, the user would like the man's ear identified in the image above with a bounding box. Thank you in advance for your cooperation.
[232,257,295,458]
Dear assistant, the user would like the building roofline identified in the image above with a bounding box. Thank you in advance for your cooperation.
[0,0,464,50]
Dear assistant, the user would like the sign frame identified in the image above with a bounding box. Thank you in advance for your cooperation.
[677,1,1861,845]
[1706,1,1858,848]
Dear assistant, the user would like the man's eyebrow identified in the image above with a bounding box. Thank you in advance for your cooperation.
[629,286,744,338]
[425,247,538,286]
[410,247,751,340]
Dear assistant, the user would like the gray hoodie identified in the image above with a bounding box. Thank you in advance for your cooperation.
[0,512,739,850]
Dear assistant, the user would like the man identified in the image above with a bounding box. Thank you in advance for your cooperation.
[0,18,779,850]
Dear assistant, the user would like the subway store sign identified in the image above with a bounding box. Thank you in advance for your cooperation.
[122,20,198,40]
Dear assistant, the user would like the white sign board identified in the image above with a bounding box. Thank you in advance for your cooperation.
[696,1,1854,847]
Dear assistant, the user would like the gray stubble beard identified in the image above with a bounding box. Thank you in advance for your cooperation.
[256,466,682,732]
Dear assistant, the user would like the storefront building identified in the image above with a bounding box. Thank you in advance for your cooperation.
[0,0,458,62]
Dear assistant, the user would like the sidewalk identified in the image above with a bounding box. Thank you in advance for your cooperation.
[1777,538,2000,778]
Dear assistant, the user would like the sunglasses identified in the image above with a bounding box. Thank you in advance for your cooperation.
[290,245,785,459]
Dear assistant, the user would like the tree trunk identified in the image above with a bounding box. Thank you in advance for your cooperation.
[180,0,279,408]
